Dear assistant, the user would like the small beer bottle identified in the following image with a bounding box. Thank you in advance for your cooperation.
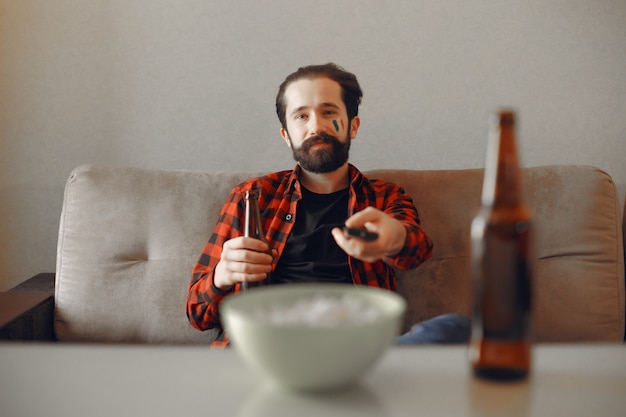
[243,189,270,290]
[470,110,533,381]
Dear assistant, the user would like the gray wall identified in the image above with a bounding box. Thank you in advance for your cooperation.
[1,0,625,291]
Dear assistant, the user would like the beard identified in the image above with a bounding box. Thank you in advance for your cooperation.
[288,132,351,173]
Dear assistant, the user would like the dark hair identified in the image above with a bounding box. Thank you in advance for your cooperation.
[275,63,363,130]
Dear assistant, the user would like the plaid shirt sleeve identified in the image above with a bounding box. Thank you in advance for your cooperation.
[348,167,434,290]
[186,171,295,346]
[378,181,433,270]
[186,186,245,333]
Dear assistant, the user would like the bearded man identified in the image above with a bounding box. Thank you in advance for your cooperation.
[187,63,469,346]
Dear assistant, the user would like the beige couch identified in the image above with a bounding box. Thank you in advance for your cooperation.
[37,164,625,343]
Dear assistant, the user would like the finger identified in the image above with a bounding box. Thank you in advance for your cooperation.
[216,257,272,287]
[224,249,273,265]
[224,236,271,252]
[334,227,370,251]
[225,258,272,273]
[332,228,378,260]
[331,227,349,248]
[239,272,271,283]
[221,260,272,287]
[344,207,382,230]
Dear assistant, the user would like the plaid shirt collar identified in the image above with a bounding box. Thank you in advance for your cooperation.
[286,163,367,197]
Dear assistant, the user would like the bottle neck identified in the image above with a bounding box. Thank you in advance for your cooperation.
[245,189,268,242]
[481,112,523,208]
[244,190,260,238]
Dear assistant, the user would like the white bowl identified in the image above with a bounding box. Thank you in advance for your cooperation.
[221,283,406,392]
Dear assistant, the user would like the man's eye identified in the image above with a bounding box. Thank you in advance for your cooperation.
[295,114,307,120]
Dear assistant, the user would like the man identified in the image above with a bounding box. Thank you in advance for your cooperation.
[187,63,469,346]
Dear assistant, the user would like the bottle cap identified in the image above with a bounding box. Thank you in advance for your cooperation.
[495,109,516,125]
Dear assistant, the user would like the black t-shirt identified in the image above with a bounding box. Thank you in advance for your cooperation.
[271,186,352,285]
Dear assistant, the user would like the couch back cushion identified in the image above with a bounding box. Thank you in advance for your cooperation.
[55,165,624,343]
[370,167,625,341]
[55,166,261,343]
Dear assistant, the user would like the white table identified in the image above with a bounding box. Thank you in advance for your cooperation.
[1,343,625,417]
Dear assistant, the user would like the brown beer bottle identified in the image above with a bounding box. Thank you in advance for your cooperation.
[470,110,533,381]
[243,189,270,290]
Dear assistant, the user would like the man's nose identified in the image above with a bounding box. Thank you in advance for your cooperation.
[308,114,324,135]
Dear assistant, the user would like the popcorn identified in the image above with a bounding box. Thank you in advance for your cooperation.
[253,294,381,327]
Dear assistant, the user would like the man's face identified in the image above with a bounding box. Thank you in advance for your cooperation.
[280,77,360,173]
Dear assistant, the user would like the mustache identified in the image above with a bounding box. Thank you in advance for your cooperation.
[302,133,339,150]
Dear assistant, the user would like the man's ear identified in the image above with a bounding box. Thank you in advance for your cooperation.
[280,128,292,148]
[350,116,361,139]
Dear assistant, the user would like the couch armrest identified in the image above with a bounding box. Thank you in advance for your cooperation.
[0,273,55,341]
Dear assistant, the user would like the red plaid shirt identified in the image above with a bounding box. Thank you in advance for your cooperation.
[187,164,433,346]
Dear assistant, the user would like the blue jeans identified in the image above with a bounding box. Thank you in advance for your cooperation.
[396,313,471,345]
